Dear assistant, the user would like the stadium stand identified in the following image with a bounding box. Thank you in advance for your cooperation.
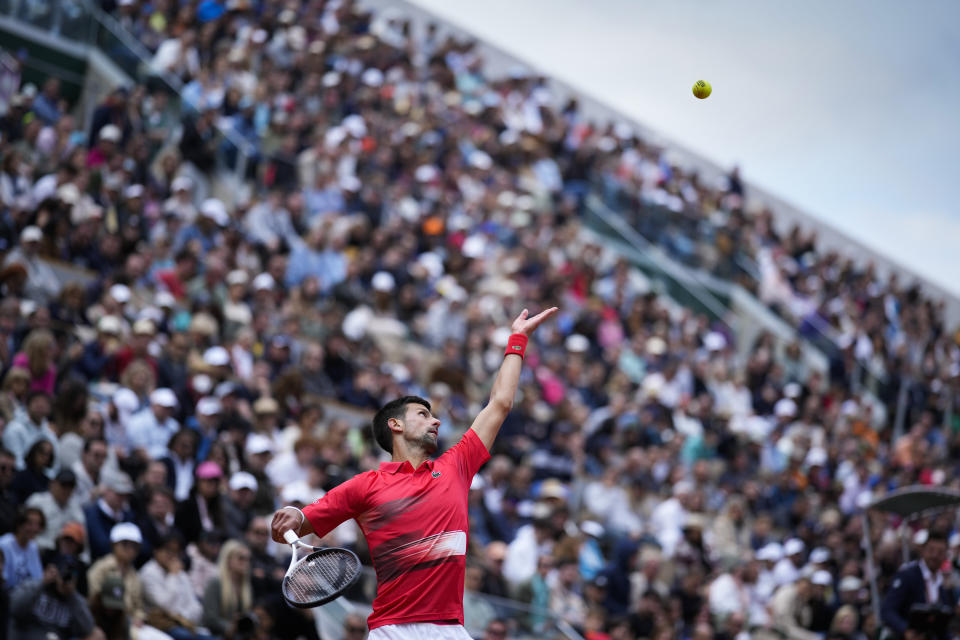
[1,1,959,639]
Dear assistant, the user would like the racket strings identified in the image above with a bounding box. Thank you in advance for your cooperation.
[283,550,360,605]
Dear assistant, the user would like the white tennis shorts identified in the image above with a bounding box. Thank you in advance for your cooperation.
[368,623,474,640]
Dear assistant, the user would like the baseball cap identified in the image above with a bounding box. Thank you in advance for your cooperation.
[123,184,144,200]
[132,318,156,336]
[245,433,274,455]
[171,176,193,192]
[20,226,42,243]
[811,570,832,586]
[226,270,249,286]
[102,470,134,494]
[110,522,143,544]
[98,124,121,142]
[196,461,223,480]
[539,478,568,500]
[252,273,275,291]
[200,198,229,226]
[197,397,222,416]
[149,388,178,408]
[109,283,131,303]
[203,346,231,367]
[59,521,86,544]
[838,576,863,592]
[784,538,805,556]
[809,547,830,564]
[253,396,279,415]
[97,315,122,335]
[756,542,784,562]
[228,471,258,492]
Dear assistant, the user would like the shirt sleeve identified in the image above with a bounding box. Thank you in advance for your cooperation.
[302,474,368,538]
[446,429,492,482]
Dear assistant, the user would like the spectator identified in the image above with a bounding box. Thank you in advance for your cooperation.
[71,438,110,507]
[881,530,956,640]
[10,439,55,504]
[83,471,136,561]
[25,468,85,552]
[186,529,222,601]
[0,448,18,534]
[135,487,176,559]
[8,553,96,640]
[0,367,30,423]
[2,227,59,304]
[3,390,55,470]
[223,472,257,541]
[463,562,498,637]
[343,612,368,640]
[87,523,157,640]
[0,507,45,591]
[174,461,225,545]
[770,576,821,640]
[158,429,198,503]
[126,388,180,463]
[201,540,252,637]
[138,532,212,640]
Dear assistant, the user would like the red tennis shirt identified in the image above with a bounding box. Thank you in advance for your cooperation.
[302,428,490,630]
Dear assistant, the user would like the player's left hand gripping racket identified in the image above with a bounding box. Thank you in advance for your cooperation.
[281,529,362,608]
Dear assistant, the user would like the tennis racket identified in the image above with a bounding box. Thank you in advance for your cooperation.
[281,529,362,608]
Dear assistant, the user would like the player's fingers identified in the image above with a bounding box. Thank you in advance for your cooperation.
[528,306,558,327]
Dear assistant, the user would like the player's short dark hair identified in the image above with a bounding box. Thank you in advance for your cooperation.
[372,396,431,454]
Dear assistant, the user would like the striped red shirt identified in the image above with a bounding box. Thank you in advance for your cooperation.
[302,429,490,630]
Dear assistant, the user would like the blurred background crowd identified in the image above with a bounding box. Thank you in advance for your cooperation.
[0,1,959,639]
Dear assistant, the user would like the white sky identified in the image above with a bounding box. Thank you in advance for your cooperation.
[411,0,960,295]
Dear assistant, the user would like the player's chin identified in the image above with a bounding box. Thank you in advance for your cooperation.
[421,434,439,453]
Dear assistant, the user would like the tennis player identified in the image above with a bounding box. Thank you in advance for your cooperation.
[272,306,557,639]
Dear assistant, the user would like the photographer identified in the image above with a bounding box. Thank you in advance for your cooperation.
[9,553,98,640]
[881,529,957,640]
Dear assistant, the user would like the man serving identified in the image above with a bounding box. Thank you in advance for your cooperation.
[272,307,557,639]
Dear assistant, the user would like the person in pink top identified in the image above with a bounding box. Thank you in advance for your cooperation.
[272,306,557,640]
[12,328,57,395]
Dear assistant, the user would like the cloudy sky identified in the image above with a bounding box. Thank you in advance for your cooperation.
[411,0,960,295]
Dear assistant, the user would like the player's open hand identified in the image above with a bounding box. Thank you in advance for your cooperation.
[511,307,559,337]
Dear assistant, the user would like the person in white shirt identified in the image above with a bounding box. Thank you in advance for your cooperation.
[126,389,180,461]
[140,532,213,639]
[25,468,85,551]
[774,538,806,587]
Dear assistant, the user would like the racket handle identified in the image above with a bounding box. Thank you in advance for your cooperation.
[283,529,299,545]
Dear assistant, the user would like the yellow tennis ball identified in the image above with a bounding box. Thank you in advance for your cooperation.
[692,80,712,99]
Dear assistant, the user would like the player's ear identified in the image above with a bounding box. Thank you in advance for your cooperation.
[387,417,403,434]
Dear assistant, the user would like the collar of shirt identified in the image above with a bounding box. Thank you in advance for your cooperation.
[379,459,435,474]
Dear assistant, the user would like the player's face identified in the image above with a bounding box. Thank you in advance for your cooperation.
[404,403,441,454]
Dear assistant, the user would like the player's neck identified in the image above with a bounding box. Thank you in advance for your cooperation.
[391,442,431,469]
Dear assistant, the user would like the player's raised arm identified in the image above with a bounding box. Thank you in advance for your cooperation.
[470,306,558,451]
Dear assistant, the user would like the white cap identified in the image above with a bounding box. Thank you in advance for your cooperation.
[97,315,122,334]
[109,283,131,303]
[155,291,176,308]
[228,471,258,492]
[149,388,178,408]
[112,388,139,414]
[371,271,395,292]
[565,334,589,353]
[774,398,798,419]
[811,570,832,586]
[171,176,193,192]
[110,522,143,544]
[226,270,249,286]
[838,576,862,592]
[20,226,42,243]
[580,520,605,538]
[123,184,144,200]
[342,114,367,138]
[361,68,384,87]
[245,433,274,455]
[703,331,726,352]
[200,198,229,225]
[784,538,805,556]
[756,542,783,562]
[203,346,231,367]
[809,547,830,564]
[252,273,275,291]
[196,397,222,416]
[132,318,155,336]
[99,124,121,142]
[805,448,828,467]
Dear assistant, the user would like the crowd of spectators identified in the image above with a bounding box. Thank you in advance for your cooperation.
[1,1,960,639]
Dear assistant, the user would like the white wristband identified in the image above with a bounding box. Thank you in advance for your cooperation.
[282,506,305,529]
